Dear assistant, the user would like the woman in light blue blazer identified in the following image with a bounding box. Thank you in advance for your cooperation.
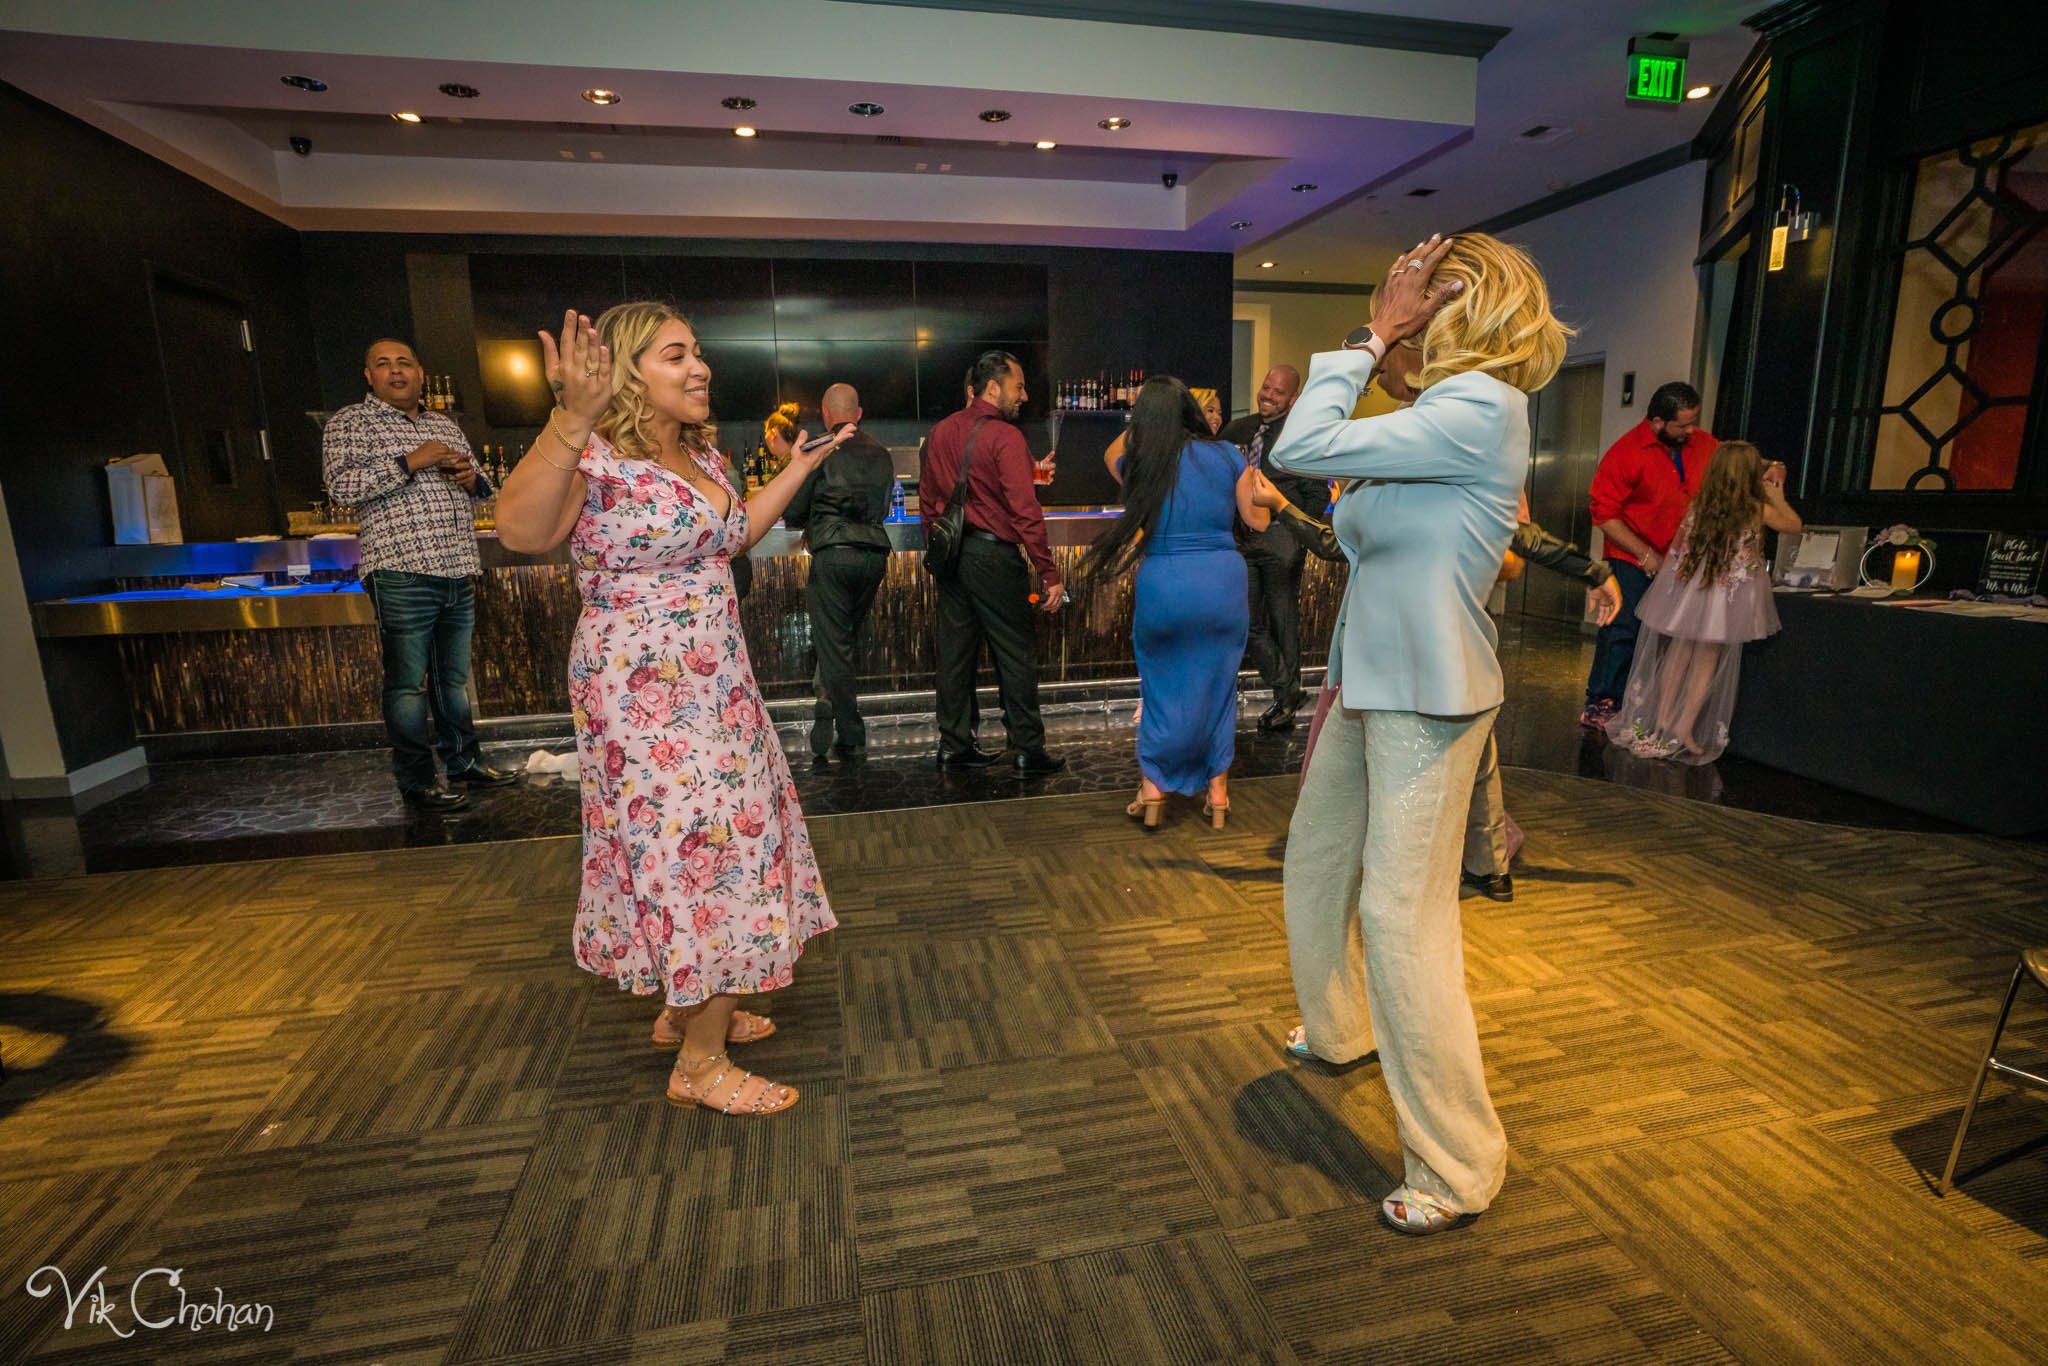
[1268,232,1569,1235]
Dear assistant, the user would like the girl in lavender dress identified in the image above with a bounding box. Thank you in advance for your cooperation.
[1610,440,1802,764]
[494,302,853,1117]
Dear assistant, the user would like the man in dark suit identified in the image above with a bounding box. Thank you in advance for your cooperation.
[918,350,1066,776]
[1219,363,1320,730]
[787,382,897,766]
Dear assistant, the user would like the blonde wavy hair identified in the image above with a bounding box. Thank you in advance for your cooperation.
[1187,386,1222,428]
[1415,234,1572,395]
[592,300,718,460]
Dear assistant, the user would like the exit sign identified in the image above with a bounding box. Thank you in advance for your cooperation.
[1628,51,1686,103]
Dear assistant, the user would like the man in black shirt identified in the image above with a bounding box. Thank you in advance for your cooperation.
[1218,363,1319,730]
[787,382,898,765]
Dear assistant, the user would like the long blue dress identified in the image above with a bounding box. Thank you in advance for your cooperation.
[1134,439,1249,794]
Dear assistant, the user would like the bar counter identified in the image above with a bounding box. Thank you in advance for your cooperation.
[37,516,1344,738]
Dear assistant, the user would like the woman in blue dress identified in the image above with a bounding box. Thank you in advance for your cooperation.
[1082,377,1269,828]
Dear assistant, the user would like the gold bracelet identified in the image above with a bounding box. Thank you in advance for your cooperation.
[548,409,590,457]
[529,441,578,473]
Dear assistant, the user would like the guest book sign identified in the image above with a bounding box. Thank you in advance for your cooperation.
[1981,533,2045,596]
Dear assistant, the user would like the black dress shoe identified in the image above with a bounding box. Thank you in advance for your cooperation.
[936,746,1000,768]
[1262,700,1301,732]
[402,786,470,812]
[811,751,833,770]
[1013,750,1067,776]
[450,764,517,788]
[831,745,867,763]
[1459,871,1514,902]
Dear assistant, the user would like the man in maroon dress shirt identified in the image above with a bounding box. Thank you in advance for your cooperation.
[1579,380,1718,730]
[920,350,1066,775]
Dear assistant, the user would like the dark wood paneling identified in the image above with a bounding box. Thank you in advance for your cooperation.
[0,80,321,768]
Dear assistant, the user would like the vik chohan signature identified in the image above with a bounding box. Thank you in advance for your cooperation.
[25,1264,274,1338]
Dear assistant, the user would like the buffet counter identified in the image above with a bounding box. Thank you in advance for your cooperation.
[37,515,1345,739]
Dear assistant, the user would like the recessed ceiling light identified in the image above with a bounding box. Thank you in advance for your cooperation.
[849,101,885,117]
[979,109,1011,123]
[734,126,758,138]
[581,88,622,105]
[558,150,574,159]
[1035,140,1057,150]
[1686,84,1715,100]
[391,111,422,123]
[1098,116,1132,131]
[1300,270,1312,277]
[438,82,480,99]
[1229,220,1253,230]
[280,75,327,93]
[721,96,756,111]
[939,163,952,172]
[1291,183,1318,193]
[1259,261,1276,269]
[589,149,605,160]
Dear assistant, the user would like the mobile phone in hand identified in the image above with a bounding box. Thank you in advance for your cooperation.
[798,423,854,453]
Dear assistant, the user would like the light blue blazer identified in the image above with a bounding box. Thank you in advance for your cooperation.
[1268,349,1527,717]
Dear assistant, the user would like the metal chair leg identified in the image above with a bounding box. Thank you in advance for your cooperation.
[1940,959,2027,1195]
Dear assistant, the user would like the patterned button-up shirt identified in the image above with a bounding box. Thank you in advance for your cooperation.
[321,394,491,577]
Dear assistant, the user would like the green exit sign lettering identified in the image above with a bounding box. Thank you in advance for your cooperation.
[1627,51,1686,104]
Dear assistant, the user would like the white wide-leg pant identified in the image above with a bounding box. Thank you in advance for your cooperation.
[1284,704,1508,1213]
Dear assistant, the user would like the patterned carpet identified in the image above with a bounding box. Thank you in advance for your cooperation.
[1,771,2045,1363]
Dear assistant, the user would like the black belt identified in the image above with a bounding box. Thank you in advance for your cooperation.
[963,527,1012,546]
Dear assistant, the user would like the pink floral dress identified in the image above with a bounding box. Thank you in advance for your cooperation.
[567,435,834,1005]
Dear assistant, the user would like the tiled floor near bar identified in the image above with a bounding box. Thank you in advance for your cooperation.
[0,620,1983,880]
[1,771,2044,1363]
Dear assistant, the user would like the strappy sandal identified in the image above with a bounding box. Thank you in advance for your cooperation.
[1380,1186,1476,1236]
[1202,796,1229,830]
[1284,1024,1316,1059]
[666,1051,798,1116]
[1124,784,1162,829]
[651,1003,778,1050]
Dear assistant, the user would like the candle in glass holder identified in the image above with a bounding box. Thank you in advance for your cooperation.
[1890,547,1922,592]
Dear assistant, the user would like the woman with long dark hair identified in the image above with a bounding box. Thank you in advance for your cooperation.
[1082,376,1268,827]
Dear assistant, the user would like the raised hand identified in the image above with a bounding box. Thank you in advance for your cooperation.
[539,309,612,423]
[789,424,856,471]
[1369,234,1464,345]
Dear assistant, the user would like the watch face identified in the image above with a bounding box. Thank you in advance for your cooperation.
[1345,325,1374,347]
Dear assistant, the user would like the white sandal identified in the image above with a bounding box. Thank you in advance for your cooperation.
[1380,1186,1476,1236]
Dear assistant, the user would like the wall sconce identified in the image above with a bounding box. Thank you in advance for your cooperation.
[1768,186,1818,272]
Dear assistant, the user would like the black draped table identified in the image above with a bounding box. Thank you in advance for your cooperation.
[1728,592,2048,836]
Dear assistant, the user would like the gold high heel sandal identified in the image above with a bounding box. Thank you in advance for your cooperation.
[1202,795,1229,829]
[1124,785,1163,828]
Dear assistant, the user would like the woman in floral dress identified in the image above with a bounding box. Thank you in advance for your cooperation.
[1609,440,1801,764]
[495,302,851,1116]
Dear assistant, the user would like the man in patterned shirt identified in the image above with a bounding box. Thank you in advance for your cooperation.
[323,338,515,811]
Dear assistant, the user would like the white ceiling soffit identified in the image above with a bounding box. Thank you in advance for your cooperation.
[1226,0,1764,283]
[0,0,1496,251]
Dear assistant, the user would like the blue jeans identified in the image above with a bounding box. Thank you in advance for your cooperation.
[1584,558,1651,707]
[364,570,483,791]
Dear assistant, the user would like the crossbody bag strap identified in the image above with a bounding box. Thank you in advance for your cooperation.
[952,418,991,511]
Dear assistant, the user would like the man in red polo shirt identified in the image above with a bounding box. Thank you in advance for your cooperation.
[1579,380,1718,730]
